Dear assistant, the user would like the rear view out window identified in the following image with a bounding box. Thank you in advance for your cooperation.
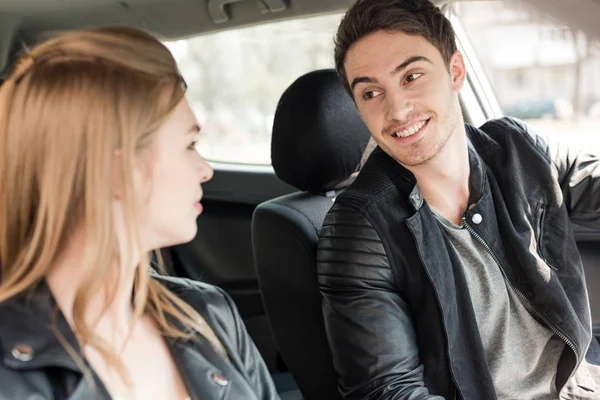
[452,1,600,154]
[166,14,342,165]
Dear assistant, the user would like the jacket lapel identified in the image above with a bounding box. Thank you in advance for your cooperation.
[0,280,81,374]
[167,339,231,400]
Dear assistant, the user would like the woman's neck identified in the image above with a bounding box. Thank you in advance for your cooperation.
[46,229,138,343]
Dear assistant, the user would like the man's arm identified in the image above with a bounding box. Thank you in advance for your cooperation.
[509,117,600,228]
[317,203,443,400]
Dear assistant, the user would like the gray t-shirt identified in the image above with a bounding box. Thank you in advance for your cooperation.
[434,212,565,399]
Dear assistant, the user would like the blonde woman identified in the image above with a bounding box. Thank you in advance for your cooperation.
[0,27,279,400]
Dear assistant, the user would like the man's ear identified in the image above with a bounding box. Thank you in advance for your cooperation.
[449,50,467,92]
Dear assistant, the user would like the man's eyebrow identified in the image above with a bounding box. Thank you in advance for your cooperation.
[350,56,432,93]
[394,56,432,73]
[350,76,377,92]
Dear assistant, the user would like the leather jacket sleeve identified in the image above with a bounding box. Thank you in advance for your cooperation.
[317,203,443,400]
[511,117,600,228]
[218,287,280,400]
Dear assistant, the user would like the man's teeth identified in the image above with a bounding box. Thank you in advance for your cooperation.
[395,120,427,138]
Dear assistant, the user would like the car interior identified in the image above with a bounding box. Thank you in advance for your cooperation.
[253,68,371,400]
[0,0,599,399]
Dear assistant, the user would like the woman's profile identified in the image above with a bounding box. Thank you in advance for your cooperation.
[0,26,279,400]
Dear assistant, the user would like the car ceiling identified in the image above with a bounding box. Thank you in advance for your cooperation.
[0,0,599,74]
[0,0,354,73]
[0,0,354,41]
[0,0,450,74]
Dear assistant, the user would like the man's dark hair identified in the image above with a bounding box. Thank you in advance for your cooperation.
[335,0,457,95]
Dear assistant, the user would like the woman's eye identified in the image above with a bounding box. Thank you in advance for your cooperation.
[188,134,201,150]
[406,72,423,83]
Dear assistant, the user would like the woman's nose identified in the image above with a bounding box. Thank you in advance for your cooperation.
[198,155,214,183]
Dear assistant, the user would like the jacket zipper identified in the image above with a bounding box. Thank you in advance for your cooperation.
[461,217,579,366]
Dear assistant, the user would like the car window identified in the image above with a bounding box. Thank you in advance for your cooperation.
[165,14,343,165]
[450,1,600,154]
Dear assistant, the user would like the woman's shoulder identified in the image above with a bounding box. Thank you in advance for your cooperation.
[153,273,228,301]
[153,274,280,400]
[151,274,241,340]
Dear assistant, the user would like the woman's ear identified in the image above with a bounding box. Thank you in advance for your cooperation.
[112,150,123,200]
[113,149,153,202]
[449,50,467,92]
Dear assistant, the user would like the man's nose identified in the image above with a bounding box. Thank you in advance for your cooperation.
[385,90,413,122]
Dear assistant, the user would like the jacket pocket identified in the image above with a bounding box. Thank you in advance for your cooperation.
[535,203,546,259]
[560,361,598,399]
[535,203,558,271]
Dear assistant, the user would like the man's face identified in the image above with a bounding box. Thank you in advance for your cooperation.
[345,30,466,167]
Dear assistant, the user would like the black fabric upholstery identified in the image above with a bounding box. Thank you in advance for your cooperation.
[253,193,339,400]
[271,69,371,193]
[253,69,371,400]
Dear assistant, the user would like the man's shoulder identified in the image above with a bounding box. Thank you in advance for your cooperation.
[472,117,554,166]
[334,148,412,213]
[475,116,541,148]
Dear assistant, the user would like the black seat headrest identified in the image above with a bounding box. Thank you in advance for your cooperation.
[271,69,371,193]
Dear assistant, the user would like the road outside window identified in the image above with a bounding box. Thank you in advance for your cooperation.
[166,14,342,165]
[452,1,600,154]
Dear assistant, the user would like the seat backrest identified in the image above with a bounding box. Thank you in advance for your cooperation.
[252,69,371,400]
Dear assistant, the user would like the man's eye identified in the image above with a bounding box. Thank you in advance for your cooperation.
[362,90,382,100]
[406,73,423,83]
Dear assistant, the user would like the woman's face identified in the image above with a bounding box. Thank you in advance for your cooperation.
[137,98,213,250]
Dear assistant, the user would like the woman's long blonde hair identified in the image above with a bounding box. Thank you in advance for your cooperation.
[0,26,226,379]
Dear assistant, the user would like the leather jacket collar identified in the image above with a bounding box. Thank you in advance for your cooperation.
[0,276,279,400]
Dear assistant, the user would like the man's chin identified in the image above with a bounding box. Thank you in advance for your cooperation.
[397,155,436,168]
[393,133,456,168]
[388,146,438,168]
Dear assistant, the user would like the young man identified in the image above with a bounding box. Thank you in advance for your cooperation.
[316,0,600,399]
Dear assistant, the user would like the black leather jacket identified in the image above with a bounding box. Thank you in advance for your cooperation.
[317,118,600,399]
[0,274,280,400]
